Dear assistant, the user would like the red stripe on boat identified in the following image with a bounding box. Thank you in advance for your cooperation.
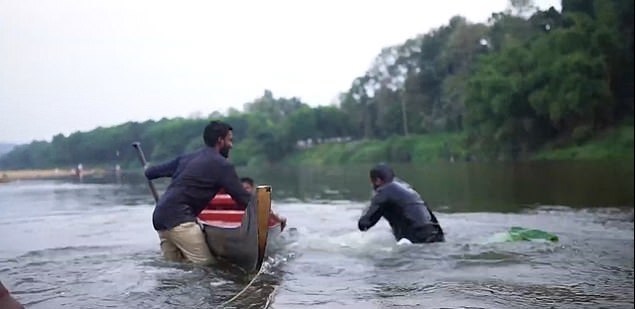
[199,194,281,228]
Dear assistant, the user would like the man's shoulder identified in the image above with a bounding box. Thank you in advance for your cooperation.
[218,158,234,168]
[182,149,201,158]
[189,148,224,162]
[203,151,235,170]
[392,179,415,191]
[382,181,418,197]
[372,185,392,201]
[381,181,402,191]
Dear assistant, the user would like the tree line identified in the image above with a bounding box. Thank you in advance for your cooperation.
[1,0,633,169]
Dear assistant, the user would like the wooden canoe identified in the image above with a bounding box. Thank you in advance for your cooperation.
[197,185,283,273]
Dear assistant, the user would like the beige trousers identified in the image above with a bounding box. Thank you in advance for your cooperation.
[157,222,214,265]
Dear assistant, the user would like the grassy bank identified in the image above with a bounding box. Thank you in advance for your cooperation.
[283,125,634,165]
[532,125,634,160]
[284,132,468,165]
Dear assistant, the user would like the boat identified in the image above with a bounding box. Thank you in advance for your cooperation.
[197,185,284,273]
[0,281,24,309]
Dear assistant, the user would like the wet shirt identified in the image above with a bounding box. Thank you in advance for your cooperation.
[145,147,251,231]
[358,180,444,243]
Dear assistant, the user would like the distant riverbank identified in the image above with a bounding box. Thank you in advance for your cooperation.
[0,168,106,182]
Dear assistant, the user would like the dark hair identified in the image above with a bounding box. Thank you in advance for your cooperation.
[203,120,233,147]
[240,177,254,186]
[369,163,395,182]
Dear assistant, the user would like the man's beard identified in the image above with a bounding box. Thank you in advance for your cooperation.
[220,146,230,158]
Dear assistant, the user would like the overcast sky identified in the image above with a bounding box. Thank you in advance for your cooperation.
[0,0,561,143]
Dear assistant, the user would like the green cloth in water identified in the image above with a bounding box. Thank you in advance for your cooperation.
[506,226,559,242]
[485,227,559,243]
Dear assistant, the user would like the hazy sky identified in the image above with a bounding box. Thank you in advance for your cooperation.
[0,0,561,143]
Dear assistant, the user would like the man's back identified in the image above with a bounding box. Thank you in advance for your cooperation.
[147,147,250,230]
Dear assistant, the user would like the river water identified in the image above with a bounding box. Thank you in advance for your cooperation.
[0,161,634,308]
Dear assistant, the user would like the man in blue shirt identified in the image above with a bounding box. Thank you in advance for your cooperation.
[144,120,251,264]
[358,164,444,243]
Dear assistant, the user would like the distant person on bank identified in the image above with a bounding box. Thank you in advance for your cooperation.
[358,163,444,243]
[240,176,287,231]
[144,120,251,264]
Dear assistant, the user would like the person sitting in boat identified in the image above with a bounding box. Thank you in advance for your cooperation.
[144,120,252,265]
[240,177,254,193]
[358,163,444,244]
[241,176,287,230]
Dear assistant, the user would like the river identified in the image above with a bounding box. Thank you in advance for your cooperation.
[0,160,634,308]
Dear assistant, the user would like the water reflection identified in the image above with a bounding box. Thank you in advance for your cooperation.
[238,160,634,212]
[95,160,634,213]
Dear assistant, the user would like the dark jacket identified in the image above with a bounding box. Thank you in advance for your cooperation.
[145,147,251,231]
[358,180,444,243]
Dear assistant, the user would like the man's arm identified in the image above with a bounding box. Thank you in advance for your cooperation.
[219,163,252,209]
[271,211,287,231]
[144,157,179,180]
[358,191,387,231]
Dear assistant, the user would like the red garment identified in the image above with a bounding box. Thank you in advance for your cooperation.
[206,193,242,210]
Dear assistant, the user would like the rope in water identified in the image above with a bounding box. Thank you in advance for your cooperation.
[262,284,279,309]
[217,266,267,309]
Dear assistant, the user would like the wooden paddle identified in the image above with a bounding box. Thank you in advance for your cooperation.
[131,142,159,203]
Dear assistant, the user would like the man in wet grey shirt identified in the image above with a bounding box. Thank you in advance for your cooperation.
[144,120,251,264]
[358,163,444,243]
